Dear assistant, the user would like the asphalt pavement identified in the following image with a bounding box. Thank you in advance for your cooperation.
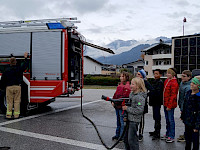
[0,89,186,150]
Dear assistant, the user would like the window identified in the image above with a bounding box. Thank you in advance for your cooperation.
[189,56,196,64]
[197,37,200,45]
[164,60,171,65]
[190,37,196,46]
[190,47,196,55]
[175,39,181,47]
[181,56,188,64]
[182,38,188,47]
[155,61,158,65]
[174,57,180,64]
[175,65,181,74]
[181,65,188,73]
[155,60,162,66]
[167,60,171,65]
[166,49,171,54]
[182,47,188,55]
[145,61,148,65]
[174,48,181,56]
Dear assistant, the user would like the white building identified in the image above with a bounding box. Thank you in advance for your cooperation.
[142,42,172,78]
[122,60,144,76]
[83,56,102,75]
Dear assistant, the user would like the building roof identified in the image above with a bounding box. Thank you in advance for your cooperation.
[172,34,200,39]
[141,43,171,52]
[123,59,144,66]
[84,56,103,65]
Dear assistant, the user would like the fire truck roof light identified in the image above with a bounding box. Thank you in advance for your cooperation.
[46,23,65,29]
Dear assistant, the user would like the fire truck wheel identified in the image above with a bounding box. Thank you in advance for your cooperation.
[20,83,29,116]
[0,91,7,114]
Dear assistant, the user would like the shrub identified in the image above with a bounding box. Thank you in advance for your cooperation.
[84,76,120,86]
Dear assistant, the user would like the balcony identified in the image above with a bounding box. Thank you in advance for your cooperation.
[152,54,172,59]
[152,65,172,70]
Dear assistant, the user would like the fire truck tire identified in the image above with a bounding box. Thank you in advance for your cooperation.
[20,83,29,116]
[0,90,6,114]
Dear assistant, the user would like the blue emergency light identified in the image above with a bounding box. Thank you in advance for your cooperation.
[46,23,65,29]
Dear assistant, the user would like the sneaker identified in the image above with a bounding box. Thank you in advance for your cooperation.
[177,135,185,142]
[161,135,168,140]
[138,134,143,142]
[112,136,119,141]
[152,134,160,140]
[166,137,175,143]
[149,131,155,136]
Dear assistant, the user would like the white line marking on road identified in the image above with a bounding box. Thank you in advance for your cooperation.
[0,99,103,126]
[0,127,122,150]
[0,99,122,150]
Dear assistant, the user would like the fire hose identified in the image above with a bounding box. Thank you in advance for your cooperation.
[80,88,130,149]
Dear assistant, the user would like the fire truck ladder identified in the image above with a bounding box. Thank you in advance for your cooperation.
[0,17,81,29]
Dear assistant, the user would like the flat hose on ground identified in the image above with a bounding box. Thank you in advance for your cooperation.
[80,87,129,150]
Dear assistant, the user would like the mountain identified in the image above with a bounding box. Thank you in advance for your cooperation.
[107,39,137,50]
[96,44,150,65]
[85,36,171,65]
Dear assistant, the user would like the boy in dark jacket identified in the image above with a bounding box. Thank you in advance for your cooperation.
[149,69,164,140]
[177,70,192,142]
[181,76,200,150]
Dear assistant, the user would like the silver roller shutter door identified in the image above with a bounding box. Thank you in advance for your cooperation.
[32,31,61,80]
[0,32,30,55]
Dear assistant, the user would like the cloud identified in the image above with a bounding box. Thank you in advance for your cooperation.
[175,0,189,7]
[166,11,192,19]
[0,0,47,19]
[70,0,108,14]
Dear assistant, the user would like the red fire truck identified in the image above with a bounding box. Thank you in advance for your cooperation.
[0,18,114,115]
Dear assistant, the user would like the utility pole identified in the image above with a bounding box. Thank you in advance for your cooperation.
[183,17,187,36]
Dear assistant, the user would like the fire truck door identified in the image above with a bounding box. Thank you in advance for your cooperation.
[32,31,62,80]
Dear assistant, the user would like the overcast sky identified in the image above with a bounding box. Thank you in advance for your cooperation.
[0,0,199,45]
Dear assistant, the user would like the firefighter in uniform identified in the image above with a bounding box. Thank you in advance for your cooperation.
[1,52,28,119]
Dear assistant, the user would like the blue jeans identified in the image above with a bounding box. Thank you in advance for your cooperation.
[164,106,175,139]
[124,121,139,150]
[115,108,125,138]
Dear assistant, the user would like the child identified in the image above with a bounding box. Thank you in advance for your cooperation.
[161,68,179,143]
[136,69,154,141]
[181,76,200,150]
[149,69,164,140]
[177,70,192,142]
[122,77,147,150]
[112,72,131,141]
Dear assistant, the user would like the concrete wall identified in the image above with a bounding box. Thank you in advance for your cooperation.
[144,55,153,78]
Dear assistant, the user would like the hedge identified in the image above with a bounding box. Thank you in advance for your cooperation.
[84,75,182,86]
[84,76,120,86]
